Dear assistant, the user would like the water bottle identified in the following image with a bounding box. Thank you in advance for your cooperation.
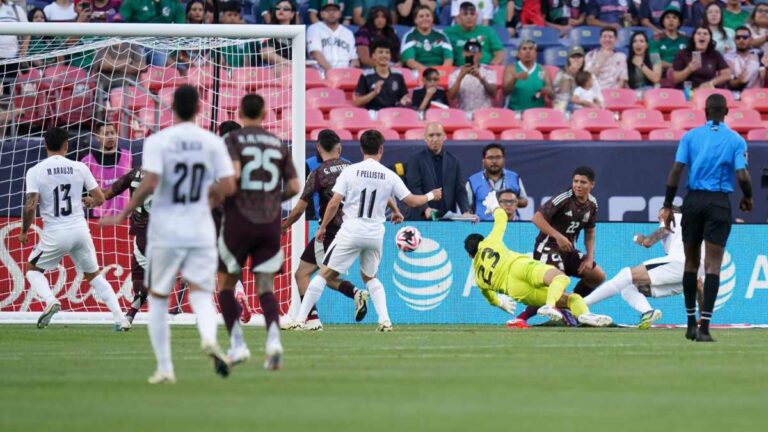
[683,81,693,101]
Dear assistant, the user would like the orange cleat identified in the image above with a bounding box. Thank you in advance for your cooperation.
[506,318,529,329]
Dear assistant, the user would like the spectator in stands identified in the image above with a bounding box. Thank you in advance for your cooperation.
[74,0,122,22]
[498,189,521,220]
[353,40,410,110]
[307,0,360,71]
[401,5,453,72]
[627,31,662,90]
[186,0,208,24]
[672,26,731,89]
[120,0,185,23]
[27,8,59,68]
[396,0,437,26]
[45,0,77,21]
[503,39,553,111]
[450,0,493,25]
[571,70,604,108]
[585,27,628,89]
[703,2,735,54]
[543,0,587,37]
[466,143,528,222]
[412,67,449,110]
[92,42,147,90]
[218,2,256,67]
[725,26,762,90]
[0,0,29,96]
[353,0,397,26]
[447,39,497,113]
[651,6,688,74]
[748,2,768,54]
[308,0,352,23]
[586,0,637,29]
[355,6,401,67]
[260,0,298,69]
[640,0,688,36]
[81,121,133,217]
[686,0,722,28]
[553,45,585,112]
[405,122,471,221]
[723,0,748,30]
[444,2,505,66]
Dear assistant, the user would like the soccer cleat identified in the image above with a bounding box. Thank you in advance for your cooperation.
[264,341,283,371]
[201,342,231,378]
[302,318,324,331]
[147,371,176,385]
[280,319,301,330]
[376,320,393,332]
[685,325,698,341]
[36,303,61,329]
[695,330,715,342]
[125,313,136,325]
[236,291,252,324]
[505,318,529,329]
[637,309,662,330]
[228,346,251,366]
[114,318,132,332]
[537,305,564,322]
[354,290,369,322]
[578,313,613,327]
[561,309,579,327]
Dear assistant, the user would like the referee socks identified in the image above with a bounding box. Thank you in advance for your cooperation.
[682,271,698,328]
[699,273,721,334]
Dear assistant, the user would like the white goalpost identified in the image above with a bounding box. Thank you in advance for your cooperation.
[0,23,306,325]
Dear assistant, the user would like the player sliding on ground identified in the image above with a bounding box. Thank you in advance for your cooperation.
[465,191,612,327]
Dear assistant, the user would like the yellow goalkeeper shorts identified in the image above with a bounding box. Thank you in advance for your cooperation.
[504,257,557,306]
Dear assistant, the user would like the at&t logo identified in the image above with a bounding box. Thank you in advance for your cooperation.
[715,250,735,311]
[392,238,452,311]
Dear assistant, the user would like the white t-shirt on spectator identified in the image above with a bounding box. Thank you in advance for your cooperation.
[450,0,495,23]
[0,1,27,59]
[307,21,358,69]
[44,2,77,22]
[573,85,604,108]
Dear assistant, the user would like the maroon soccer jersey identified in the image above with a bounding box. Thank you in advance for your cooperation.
[534,189,598,249]
[224,126,298,224]
[110,168,149,234]
[300,158,349,233]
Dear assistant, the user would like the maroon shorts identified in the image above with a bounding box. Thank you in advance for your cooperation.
[299,229,337,266]
[131,227,147,291]
[218,210,282,275]
[533,244,596,277]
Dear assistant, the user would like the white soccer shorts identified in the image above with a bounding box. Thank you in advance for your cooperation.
[322,232,382,278]
[28,226,99,274]
[643,256,685,298]
[146,245,217,296]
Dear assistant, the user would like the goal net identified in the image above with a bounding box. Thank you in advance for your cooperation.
[0,23,306,325]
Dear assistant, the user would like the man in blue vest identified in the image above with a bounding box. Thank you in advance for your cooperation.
[466,143,528,221]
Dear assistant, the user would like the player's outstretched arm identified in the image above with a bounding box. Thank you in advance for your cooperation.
[486,207,508,243]
[401,188,442,208]
[100,173,159,226]
[635,227,670,248]
[88,186,106,208]
[737,169,753,212]
[18,193,39,244]
[283,198,309,230]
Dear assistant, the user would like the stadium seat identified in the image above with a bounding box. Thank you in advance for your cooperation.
[56,89,94,125]
[522,108,570,133]
[424,108,473,132]
[306,68,325,89]
[326,68,363,91]
[310,128,353,140]
[307,87,352,111]
[452,128,496,140]
[14,68,42,95]
[328,107,382,132]
[357,128,400,140]
[740,88,768,115]
[602,88,639,112]
[473,107,521,132]
[549,128,592,140]
[746,128,768,140]
[139,66,183,92]
[570,108,619,133]
[394,25,411,40]
[648,128,686,140]
[692,89,741,109]
[541,46,568,68]
[543,65,560,81]
[393,67,419,88]
[231,67,277,91]
[157,87,175,108]
[305,108,330,131]
[259,86,290,112]
[186,65,215,90]
[136,107,174,134]
[431,66,455,88]
[499,129,544,140]
[13,95,49,125]
[620,108,669,133]
[404,128,426,139]
[598,128,642,141]
[208,86,247,111]
[518,26,561,49]
[494,25,513,46]
[617,27,655,47]
[114,86,155,111]
[41,65,89,91]
[644,88,689,114]
[724,108,765,133]
[568,26,602,50]
[670,108,706,130]
[377,107,423,132]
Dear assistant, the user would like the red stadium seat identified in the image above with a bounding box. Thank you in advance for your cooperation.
[393,67,419,88]
[725,108,765,133]
[570,108,619,133]
[549,128,592,140]
[357,128,400,140]
[620,108,669,133]
[57,89,94,125]
[424,108,473,132]
[473,107,521,132]
[670,109,706,130]
[452,128,495,140]
[186,65,215,90]
[522,108,570,133]
[648,128,686,140]
[377,107,423,132]
[307,87,352,111]
[136,107,174,133]
[139,66,183,92]
[543,65,559,81]
[157,87,175,108]
[41,65,89,91]
[326,68,363,91]
[328,107,382,132]
[310,128,353,140]
[306,68,325,89]
[644,88,689,114]
[740,88,768,115]
[14,68,42,95]
[602,88,639,112]
[13,95,49,125]
[431,66,455,88]
[692,88,741,109]
[304,108,330,131]
[207,86,247,111]
[231,67,276,90]
[112,86,155,111]
[599,128,642,141]
[746,128,768,140]
[404,128,426,139]
[499,129,544,140]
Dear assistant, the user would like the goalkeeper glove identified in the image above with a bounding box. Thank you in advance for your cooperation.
[497,295,516,315]
[482,191,500,215]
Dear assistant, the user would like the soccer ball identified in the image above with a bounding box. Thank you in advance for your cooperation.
[395,226,422,252]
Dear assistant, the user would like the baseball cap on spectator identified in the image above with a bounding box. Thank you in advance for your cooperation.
[220,1,241,13]
[459,1,476,12]
[659,5,683,23]
[567,46,585,57]
[464,39,482,53]
[320,0,342,10]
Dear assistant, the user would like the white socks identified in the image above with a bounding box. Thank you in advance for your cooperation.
[584,267,632,306]
[90,275,124,322]
[230,321,245,350]
[189,290,218,346]
[235,280,245,295]
[621,286,653,314]
[297,276,325,322]
[266,322,280,348]
[366,278,390,324]
[148,295,172,374]
[26,271,58,306]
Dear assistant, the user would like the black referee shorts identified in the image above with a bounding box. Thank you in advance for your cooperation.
[681,191,732,247]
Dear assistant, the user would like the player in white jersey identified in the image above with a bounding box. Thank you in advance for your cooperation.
[101,86,236,384]
[584,208,704,329]
[18,127,129,331]
[290,130,442,332]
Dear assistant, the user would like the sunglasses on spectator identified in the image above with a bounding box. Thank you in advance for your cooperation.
[275,6,294,11]
[461,10,477,15]
[758,8,768,14]
[735,35,751,40]
[499,199,518,205]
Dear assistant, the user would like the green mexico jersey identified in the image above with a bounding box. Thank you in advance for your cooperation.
[400,29,453,67]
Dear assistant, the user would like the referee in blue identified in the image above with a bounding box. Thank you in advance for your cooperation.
[661,94,753,342]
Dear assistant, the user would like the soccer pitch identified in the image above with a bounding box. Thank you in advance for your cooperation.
[1,325,766,431]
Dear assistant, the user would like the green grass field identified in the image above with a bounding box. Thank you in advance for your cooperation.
[1,325,767,431]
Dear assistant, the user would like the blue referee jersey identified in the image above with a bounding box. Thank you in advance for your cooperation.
[675,121,748,193]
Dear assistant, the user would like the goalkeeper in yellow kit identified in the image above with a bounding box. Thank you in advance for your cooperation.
[464,192,613,327]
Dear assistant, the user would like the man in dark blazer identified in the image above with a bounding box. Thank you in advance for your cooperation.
[405,122,473,220]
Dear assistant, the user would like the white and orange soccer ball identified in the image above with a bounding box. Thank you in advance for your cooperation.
[395,226,422,252]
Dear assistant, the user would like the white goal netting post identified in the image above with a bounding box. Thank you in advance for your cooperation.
[0,23,305,325]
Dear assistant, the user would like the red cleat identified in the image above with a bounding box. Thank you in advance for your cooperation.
[236,291,252,324]
[506,318,529,329]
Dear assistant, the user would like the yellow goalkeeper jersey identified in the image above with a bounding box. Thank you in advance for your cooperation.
[471,208,528,299]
